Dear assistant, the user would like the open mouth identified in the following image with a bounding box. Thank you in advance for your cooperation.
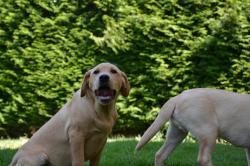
[95,87,116,104]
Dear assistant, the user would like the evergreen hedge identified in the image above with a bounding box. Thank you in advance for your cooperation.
[0,0,249,137]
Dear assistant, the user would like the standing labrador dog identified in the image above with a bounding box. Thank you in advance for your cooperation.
[10,63,130,166]
[136,88,250,166]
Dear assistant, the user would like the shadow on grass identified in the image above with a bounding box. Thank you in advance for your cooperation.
[0,139,247,166]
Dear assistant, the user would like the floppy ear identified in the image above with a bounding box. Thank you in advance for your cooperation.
[120,72,130,97]
[80,70,91,97]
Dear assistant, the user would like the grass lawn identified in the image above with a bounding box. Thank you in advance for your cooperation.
[0,137,247,166]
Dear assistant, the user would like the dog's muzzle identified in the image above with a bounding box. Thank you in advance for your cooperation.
[95,74,116,104]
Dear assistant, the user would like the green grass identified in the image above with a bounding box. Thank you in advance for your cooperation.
[0,137,247,166]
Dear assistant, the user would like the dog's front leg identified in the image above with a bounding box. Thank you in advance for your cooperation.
[89,152,101,166]
[89,137,107,166]
[69,128,85,166]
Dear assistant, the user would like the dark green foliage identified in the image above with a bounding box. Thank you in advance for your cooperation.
[0,0,249,137]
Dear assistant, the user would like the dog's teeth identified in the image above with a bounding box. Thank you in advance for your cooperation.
[99,96,111,100]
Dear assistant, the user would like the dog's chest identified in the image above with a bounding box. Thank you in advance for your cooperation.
[84,134,107,160]
[93,117,114,134]
[84,120,112,160]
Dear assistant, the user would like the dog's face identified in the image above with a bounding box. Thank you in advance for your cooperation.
[81,63,130,105]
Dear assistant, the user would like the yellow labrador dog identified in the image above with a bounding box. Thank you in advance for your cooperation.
[10,63,130,166]
[136,88,250,166]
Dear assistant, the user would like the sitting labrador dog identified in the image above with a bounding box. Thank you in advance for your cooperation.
[136,88,250,166]
[10,62,130,166]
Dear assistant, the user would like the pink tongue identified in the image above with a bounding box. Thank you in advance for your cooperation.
[97,90,113,96]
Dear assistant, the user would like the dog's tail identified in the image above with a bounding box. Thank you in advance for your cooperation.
[135,97,177,151]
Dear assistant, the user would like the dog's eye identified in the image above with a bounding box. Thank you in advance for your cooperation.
[111,69,117,74]
[93,70,100,74]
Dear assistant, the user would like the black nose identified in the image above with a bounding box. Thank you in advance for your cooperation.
[99,74,109,82]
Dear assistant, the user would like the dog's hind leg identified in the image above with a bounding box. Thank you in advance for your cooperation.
[154,121,187,166]
[246,148,250,166]
[15,153,48,166]
[196,134,217,166]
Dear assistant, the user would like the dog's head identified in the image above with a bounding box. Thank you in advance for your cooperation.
[80,63,130,105]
